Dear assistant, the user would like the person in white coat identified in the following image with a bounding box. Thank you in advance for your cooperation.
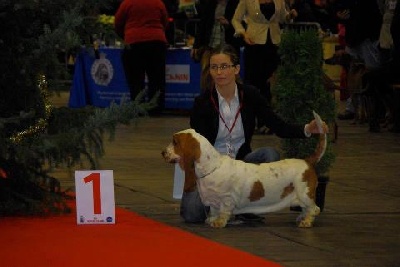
[232,0,297,110]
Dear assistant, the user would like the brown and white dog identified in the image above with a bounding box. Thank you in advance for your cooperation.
[162,129,327,228]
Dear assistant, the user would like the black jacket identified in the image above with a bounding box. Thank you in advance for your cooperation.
[190,84,306,160]
[193,0,243,52]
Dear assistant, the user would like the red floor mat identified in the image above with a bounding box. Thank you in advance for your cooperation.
[0,206,281,267]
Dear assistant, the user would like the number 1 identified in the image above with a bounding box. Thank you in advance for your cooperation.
[83,173,102,214]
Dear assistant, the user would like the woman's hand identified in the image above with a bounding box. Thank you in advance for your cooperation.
[217,16,229,26]
[286,9,298,20]
[243,33,255,45]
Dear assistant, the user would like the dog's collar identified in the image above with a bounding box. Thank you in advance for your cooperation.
[195,164,218,179]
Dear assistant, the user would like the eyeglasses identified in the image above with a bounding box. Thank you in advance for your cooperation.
[209,64,236,72]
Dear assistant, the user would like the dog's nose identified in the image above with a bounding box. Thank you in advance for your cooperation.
[161,150,166,157]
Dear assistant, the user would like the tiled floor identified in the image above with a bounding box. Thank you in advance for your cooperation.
[53,92,400,267]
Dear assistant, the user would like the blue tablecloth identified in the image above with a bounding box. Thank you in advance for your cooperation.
[69,47,202,110]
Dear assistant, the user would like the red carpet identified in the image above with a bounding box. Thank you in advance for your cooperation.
[0,206,281,267]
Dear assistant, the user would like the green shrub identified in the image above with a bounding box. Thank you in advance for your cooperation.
[273,27,336,175]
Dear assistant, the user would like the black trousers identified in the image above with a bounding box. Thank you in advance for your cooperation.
[243,36,279,104]
[363,61,400,128]
[121,41,166,109]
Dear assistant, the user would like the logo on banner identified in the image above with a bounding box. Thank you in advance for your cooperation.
[166,64,190,84]
[91,53,114,86]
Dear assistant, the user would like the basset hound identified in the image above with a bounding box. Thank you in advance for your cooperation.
[162,128,327,228]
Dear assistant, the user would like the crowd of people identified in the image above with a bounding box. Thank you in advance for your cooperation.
[112,0,400,133]
[315,0,399,133]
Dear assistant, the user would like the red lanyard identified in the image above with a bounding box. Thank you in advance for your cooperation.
[210,89,243,134]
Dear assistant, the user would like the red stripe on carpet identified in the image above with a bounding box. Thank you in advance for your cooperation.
[0,206,281,267]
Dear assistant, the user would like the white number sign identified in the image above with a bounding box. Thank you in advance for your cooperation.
[75,170,115,225]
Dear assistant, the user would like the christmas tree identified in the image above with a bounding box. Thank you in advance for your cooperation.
[0,0,153,215]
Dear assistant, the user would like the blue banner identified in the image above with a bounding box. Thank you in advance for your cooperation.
[69,47,202,109]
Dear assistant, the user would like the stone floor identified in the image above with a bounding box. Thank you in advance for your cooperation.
[53,92,400,267]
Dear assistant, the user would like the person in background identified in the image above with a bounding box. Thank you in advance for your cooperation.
[333,0,383,120]
[364,0,400,132]
[232,0,297,134]
[190,0,243,90]
[377,0,398,63]
[390,0,400,132]
[114,0,169,114]
[162,0,179,45]
[310,0,341,34]
[287,0,316,23]
[231,0,297,105]
[181,44,329,224]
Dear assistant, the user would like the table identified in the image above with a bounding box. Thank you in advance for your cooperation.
[68,47,201,110]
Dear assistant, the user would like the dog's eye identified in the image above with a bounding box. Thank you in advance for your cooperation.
[172,138,177,146]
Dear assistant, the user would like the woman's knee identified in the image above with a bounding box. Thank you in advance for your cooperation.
[180,190,208,223]
[259,147,280,162]
[243,147,280,163]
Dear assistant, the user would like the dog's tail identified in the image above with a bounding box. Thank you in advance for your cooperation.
[305,111,327,166]
[305,133,327,165]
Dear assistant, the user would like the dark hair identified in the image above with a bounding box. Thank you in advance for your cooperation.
[209,44,240,66]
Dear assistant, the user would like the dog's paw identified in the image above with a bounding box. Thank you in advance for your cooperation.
[296,205,320,227]
[205,216,217,225]
[297,219,313,228]
[210,217,228,228]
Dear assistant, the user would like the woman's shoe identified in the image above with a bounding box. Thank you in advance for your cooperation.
[235,213,265,222]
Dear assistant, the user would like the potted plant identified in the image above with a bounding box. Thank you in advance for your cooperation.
[272,25,336,211]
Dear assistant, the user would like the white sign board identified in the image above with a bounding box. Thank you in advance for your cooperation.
[173,163,185,199]
[75,170,115,225]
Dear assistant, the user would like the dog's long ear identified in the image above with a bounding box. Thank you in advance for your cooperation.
[175,133,201,193]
